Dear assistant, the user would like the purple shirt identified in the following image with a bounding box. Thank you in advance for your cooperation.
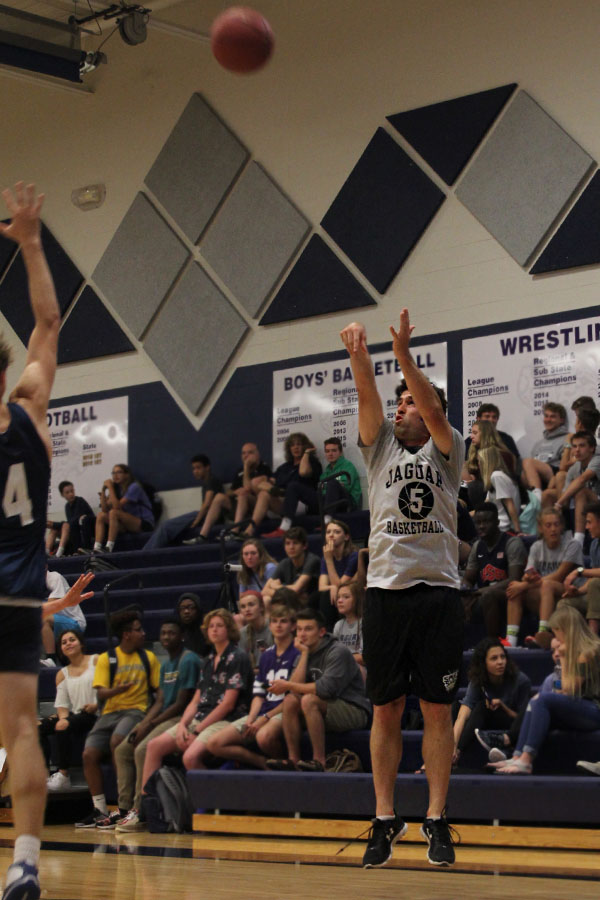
[122,482,154,525]
[253,641,300,715]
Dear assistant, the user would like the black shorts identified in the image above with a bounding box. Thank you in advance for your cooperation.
[363,583,464,706]
[0,605,42,674]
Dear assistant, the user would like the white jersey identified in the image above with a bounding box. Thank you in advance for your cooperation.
[360,419,463,590]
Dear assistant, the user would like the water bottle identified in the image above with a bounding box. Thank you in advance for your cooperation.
[553,661,562,692]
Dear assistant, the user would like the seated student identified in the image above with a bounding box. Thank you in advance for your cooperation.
[191,443,273,543]
[452,638,531,765]
[42,568,87,661]
[318,519,358,630]
[250,433,322,538]
[238,590,274,669]
[94,463,154,552]
[545,431,600,546]
[114,619,202,833]
[55,480,95,556]
[266,608,370,771]
[262,527,321,610]
[140,610,253,787]
[174,592,208,658]
[75,608,161,828]
[237,538,277,598]
[534,501,600,643]
[40,630,98,791]
[522,402,569,496]
[461,503,527,638]
[463,420,518,510]
[206,603,300,769]
[145,455,219,549]
[463,403,520,462]
[549,405,600,497]
[333,582,365,680]
[504,508,583,647]
[490,605,600,774]
[477,446,522,534]
[264,438,361,540]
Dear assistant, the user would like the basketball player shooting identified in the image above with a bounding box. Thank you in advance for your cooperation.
[0,183,94,900]
[340,309,464,868]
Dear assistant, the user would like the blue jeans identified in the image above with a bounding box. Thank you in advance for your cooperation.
[143,511,198,550]
[516,691,600,757]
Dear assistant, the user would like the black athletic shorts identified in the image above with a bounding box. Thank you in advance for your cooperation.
[362,583,464,706]
[0,605,42,674]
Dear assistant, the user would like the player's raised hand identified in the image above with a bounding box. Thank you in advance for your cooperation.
[340,321,368,355]
[0,182,44,247]
[389,308,415,358]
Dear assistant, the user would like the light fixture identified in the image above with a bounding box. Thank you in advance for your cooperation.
[71,183,106,211]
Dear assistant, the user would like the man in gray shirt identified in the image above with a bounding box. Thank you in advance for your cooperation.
[267,608,369,771]
[550,431,600,545]
[340,309,464,869]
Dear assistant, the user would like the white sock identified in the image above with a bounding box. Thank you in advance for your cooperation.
[376,814,395,821]
[538,619,549,632]
[12,835,41,870]
[324,515,332,525]
[106,540,115,552]
[574,532,585,546]
[92,793,108,815]
[506,625,519,647]
[279,518,292,532]
[56,546,65,558]
[93,541,103,552]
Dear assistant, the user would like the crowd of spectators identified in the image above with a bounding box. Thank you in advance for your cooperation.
[39,397,600,827]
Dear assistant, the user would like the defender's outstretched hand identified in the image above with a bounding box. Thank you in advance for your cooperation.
[0,182,43,246]
[389,308,415,359]
[42,572,95,620]
[340,321,368,355]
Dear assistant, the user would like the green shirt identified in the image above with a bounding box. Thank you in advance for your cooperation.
[320,456,362,508]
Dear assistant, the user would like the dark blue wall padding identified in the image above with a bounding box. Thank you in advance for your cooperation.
[530,169,600,274]
[259,234,376,325]
[0,223,82,346]
[57,286,135,364]
[321,128,445,293]
[387,83,517,186]
[0,224,16,278]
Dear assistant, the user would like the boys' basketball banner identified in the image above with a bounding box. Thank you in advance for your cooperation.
[47,396,129,515]
[272,344,447,469]
[462,314,600,450]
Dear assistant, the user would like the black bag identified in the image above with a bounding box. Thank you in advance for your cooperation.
[141,766,194,833]
[84,553,120,573]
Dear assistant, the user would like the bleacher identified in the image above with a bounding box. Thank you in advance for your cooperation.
[42,511,600,826]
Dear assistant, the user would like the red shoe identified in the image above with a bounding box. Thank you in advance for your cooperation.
[262,528,286,539]
[499,637,511,647]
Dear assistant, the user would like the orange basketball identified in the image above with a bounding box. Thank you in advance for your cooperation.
[210,6,274,74]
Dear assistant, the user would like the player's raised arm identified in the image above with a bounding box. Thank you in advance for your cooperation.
[340,321,384,447]
[390,308,452,456]
[0,183,60,428]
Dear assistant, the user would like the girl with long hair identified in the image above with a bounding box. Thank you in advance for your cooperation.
[237,538,277,597]
[477,445,522,534]
[491,606,600,774]
[94,463,154,551]
[318,519,358,629]
[452,637,530,764]
[39,630,98,791]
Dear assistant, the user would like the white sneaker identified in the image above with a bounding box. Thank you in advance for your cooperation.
[576,760,600,776]
[47,770,71,791]
[115,808,146,833]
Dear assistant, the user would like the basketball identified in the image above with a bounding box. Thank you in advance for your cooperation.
[210,6,274,74]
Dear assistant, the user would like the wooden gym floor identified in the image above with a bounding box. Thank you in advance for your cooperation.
[1,815,599,899]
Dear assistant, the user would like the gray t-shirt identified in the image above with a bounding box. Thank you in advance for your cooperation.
[565,456,600,497]
[360,419,464,590]
[333,617,363,654]
[526,534,584,577]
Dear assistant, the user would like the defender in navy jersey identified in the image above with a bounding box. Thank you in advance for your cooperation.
[341,309,463,870]
[0,184,65,900]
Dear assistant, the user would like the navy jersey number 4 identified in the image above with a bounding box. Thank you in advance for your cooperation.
[0,404,49,601]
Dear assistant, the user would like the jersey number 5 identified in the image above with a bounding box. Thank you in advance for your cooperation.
[3,462,33,526]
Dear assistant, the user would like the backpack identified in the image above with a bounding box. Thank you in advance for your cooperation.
[84,553,120,573]
[325,748,363,773]
[141,766,194,833]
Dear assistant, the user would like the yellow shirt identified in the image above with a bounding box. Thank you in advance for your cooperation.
[93,647,161,716]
